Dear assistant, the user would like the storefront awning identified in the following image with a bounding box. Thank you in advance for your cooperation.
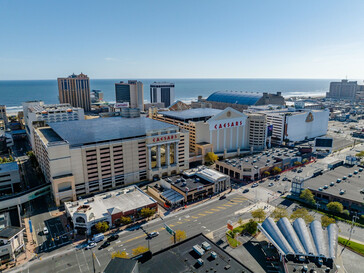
[161,189,184,204]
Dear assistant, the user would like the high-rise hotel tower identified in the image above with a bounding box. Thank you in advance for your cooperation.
[58,73,91,112]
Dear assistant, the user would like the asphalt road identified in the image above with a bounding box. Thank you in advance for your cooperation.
[11,192,254,273]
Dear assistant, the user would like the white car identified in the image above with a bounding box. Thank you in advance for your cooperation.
[268,182,274,187]
[86,242,97,250]
[43,227,49,235]
[251,183,258,188]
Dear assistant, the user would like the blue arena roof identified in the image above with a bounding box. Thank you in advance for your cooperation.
[159,108,222,121]
[48,117,176,147]
[206,91,262,105]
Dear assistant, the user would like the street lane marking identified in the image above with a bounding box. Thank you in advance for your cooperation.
[177,222,183,224]
[217,207,226,209]
[198,214,206,216]
[204,211,213,214]
[184,219,191,222]
[170,224,175,227]
[211,209,220,211]
[191,216,199,219]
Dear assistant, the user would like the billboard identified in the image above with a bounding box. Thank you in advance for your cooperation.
[315,137,333,148]
[114,102,129,108]
[267,124,273,137]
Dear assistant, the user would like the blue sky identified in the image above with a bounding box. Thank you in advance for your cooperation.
[1,0,364,80]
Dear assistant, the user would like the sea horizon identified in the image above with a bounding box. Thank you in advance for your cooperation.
[0,78,344,113]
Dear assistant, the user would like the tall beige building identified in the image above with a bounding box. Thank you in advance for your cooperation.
[57,73,91,112]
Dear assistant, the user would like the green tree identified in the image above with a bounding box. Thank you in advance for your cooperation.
[111,251,128,259]
[343,210,350,217]
[321,215,336,228]
[251,208,266,222]
[290,208,314,224]
[271,208,289,221]
[302,158,308,164]
[120,216,132,225]
[132,246,149,256]
[206,152,218,162]
[238,218,243,226]
[263,171,270,177]
[356,151,364,158]
[140,207,156,219]
[300,189,316,205]
[327,202,344,214]
[244,219,258,235]
[0,157,3,164]
[272,167,282,174]
[95,221,109,233]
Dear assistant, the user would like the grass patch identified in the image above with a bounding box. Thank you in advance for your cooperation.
[226,233,241,248]
[338,236,364,256]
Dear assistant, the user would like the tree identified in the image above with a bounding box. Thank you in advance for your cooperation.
[263,171,270,177]
[343,210,350,217]
[302,158,308,164]
[120,216,132,225]
[111,251,128,259]
[293,161,302,166]
[356,151,364,158]
[272,167,282,174]
[95,221,109,233]
[321,215,336,228]
[206,152,218,162]
[271,208,289,221]
[300,189,316,205]
[327,202,344,214]
[172,230,187,243]
[251,208,266,222]
[244,219,258,235]
[132,246,149,256]
[140,207,156,219]
[238,218,243,226]
[290,208,314,224]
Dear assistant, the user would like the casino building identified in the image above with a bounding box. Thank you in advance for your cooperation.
[151,107,268,160]
[33,117,189,206]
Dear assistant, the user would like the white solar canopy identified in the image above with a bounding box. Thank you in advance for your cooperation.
[259,217,338,259]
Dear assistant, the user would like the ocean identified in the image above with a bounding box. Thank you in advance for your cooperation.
[0,78,335,113]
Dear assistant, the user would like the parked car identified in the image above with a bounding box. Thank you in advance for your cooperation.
[297,169,303,173]
[147,232,159,239]
[243,189,249,193]
[268,182,274,187]
[43,227,49,235]
[107,234,119,242]
[98,241,110,250]
[251,183,259,188]
[86,242,97,250]
[219,195,226,200]
[282,177,288,181]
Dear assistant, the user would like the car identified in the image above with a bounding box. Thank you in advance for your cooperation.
[86,242,97,250]
[251,183,258,188]
[342,176,347,180]
[360,168,363,172]
[292,169,297,172]
[330,182,335,187]
[243,189,249,193]
[348,173,353,177]
[62,235,68,239]
[219,195,226,200]
[282,177,288,181]
[318,187,323,191]
[276,175,280,179]
[297,169,303,173]
[277,190,283,194]
[268,182,274,187]
[337,179,341,183]
[147,232,159,238]
[43,227,49,235]
[107,234,119,242]
[354,170,358,174]
[360,189,364,194]
[98,241,110,250]
[323,185,328,189]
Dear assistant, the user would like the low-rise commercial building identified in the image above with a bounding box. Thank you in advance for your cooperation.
[0,226,25,264]
[216,148,302,181]
[295,165,364,213]
[33,117,189,206]
[65,185,157,235]
[147,168,230,207]
[22,101,84,148]
[0,162,21,196]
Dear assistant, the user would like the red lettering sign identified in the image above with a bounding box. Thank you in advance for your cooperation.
[213,120,244,130]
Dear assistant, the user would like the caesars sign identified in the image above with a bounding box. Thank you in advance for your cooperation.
[151,134,179,144]
[209,118,246,131]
